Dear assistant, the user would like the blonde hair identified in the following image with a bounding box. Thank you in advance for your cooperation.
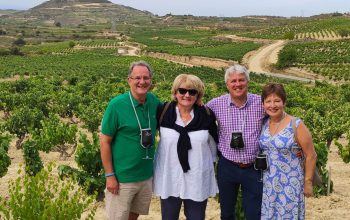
[171,74,205,105]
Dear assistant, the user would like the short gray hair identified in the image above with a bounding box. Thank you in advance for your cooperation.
[224,64,250,83]
[128,60,153,78]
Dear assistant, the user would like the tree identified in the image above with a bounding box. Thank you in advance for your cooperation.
[55,21,62,27]
[13,37,26,46]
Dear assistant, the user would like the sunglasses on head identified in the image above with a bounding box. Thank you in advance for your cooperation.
[177,88,198,96]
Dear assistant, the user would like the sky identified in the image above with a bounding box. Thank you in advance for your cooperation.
[0,0,349,17]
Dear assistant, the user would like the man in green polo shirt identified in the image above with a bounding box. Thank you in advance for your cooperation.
[100,60,161,220]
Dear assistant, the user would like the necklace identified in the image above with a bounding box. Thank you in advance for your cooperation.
[269,112,286,136]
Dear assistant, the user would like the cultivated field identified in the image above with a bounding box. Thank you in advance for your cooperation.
[1,1,350,219]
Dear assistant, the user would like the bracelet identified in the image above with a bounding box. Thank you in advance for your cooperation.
[105,172,115,177]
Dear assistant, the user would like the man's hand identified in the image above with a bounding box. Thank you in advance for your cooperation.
[106,176,120,195]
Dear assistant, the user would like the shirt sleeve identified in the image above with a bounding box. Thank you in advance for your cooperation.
[206,99,214,111]
[101,100,118,137]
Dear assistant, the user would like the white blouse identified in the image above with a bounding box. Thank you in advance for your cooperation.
[153,107,218,202]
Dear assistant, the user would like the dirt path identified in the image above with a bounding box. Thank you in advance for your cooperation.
[244,40,316,82]
[246,40,285,73]
[220,35,271,43]
[0,75,30,82]
[139,138,350,220]
[123,43,141,56]
[305,137,350,220]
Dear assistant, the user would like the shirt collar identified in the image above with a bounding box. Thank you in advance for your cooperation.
[227,93,250,109]
[129,91,148,107]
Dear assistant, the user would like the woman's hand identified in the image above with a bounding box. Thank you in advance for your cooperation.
[304,180,313,197]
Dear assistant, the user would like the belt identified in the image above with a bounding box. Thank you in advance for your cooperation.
[231,161,254,168]
[222,156,253,168]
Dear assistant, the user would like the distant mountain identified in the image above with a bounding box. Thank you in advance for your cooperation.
[5,0,155,26]
[32,0,112,9]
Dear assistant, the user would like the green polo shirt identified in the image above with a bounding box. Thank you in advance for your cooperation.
[101,91,161,183]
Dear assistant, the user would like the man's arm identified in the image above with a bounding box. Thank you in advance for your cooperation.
[100,134,119,194]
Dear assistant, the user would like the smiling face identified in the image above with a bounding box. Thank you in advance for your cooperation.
[226,73,248,101]
[175,84,198,110]
[263,93,286,119]
[127,65,152,100]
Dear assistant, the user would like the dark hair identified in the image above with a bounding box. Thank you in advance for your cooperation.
[261,83,287,104]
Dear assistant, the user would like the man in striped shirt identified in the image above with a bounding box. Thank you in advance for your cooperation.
[207,64,265,220]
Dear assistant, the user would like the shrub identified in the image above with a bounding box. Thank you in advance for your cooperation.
[0,134,11,178]
[283,32,295,40]
[335,132,350,163]
[9,47,24,56]
[59,132,105,201]
[338,29,350,38]
[69,41,76,48]
[5,107,44,149]
[0,164,96,219]
[22,140,43,176]
[276,47,297,69]
[0,48,9,56]
[32,114,78,159]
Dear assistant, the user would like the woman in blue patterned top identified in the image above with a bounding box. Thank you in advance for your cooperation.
[259,83,317,220]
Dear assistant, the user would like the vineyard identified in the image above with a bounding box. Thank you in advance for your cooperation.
[279,39,350,81]
[1,2,350,219]
[1,46,350,192]
[130,28,262,61]
[240,17,350,40]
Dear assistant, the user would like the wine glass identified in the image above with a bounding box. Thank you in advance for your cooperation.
[254,153,268,182]
[140,129,153,160]
[141,146,153,160]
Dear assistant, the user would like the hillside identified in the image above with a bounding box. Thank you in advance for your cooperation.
[3,0,155,26]
[32,0,112,9]
[0,9,19,16]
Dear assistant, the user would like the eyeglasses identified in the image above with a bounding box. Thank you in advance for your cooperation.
[129,76,151,82]
[177,88,198,96]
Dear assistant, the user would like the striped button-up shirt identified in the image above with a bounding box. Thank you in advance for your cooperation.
[207,93,265,164]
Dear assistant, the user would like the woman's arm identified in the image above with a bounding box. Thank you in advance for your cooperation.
[296,122,317,197]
